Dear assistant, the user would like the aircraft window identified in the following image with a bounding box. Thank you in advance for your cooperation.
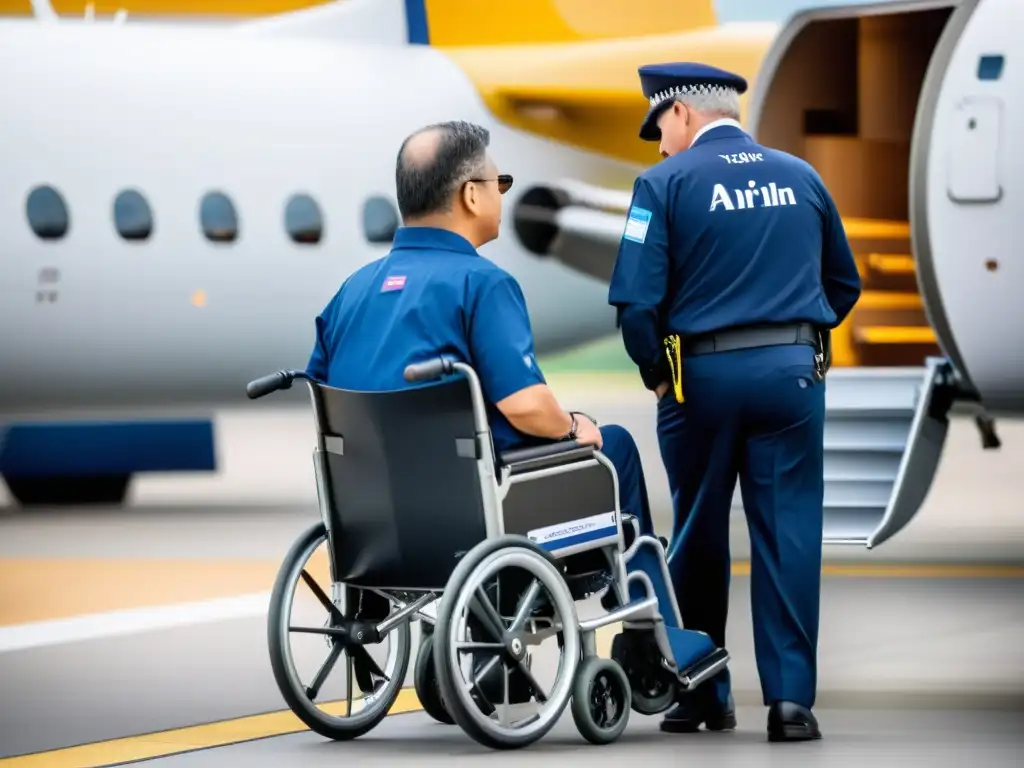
[113,189,154,241]
[200,191,239,243]
[284,193,323,244]
[25,185,70,240]
[363,196,398,244]
[977,55,1004,81]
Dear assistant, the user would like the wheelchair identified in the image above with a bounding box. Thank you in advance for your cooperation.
[245,357,730,750]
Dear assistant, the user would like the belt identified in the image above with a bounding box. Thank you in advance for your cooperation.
[681,323,818,356]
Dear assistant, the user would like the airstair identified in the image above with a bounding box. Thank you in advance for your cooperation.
[810,219,959,548]
[731,358,963,548]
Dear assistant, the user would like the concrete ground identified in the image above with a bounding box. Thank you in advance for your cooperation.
[0,391,1021,766]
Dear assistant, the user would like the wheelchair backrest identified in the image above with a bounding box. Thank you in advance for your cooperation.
[312,375,490,591]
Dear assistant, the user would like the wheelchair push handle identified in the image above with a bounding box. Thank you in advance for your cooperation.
[246,369,309,399]
[403,356,456,383]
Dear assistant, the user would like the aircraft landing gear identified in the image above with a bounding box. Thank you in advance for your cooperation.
[3,474,131,507]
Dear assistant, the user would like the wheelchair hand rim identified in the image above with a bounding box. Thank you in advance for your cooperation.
[274,528,408,728]
[441,546,580,741]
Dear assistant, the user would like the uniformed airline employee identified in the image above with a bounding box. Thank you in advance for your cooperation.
[306,119,660,702]
[608,63,862,742]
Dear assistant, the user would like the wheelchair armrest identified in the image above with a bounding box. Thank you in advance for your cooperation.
[499,441,596,477]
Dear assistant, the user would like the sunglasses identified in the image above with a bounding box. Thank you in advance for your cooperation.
[467,174,513,195]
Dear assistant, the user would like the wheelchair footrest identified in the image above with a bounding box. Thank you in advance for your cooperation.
[676,647,730,691]
[665,626,720,675]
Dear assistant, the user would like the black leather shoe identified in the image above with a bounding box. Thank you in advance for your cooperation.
[660,691,736,733]
[767,701,822,742]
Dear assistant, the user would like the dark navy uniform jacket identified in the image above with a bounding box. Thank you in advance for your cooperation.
[609,122,862,385]
[305,226,547,454]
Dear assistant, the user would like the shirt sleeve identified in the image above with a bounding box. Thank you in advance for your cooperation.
[818,183,863,327]
[467,273,546,404]
[607,175,672,389]
[304,291,340,382]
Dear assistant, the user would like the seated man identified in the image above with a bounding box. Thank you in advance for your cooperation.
[304,119,684,706]
[305,119,657,542]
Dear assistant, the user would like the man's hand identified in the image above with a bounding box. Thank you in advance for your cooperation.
[574,413,603,449]
[655,382,670,400]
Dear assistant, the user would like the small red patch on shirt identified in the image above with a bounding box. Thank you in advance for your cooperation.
[381,275,406,292]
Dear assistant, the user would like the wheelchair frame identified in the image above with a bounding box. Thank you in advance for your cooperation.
[247,357,727,750]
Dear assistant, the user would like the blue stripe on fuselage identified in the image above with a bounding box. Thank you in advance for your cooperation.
[0,420,216,477]
[403,0,429,44]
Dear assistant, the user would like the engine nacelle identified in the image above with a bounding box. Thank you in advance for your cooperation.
[514,180,632,283]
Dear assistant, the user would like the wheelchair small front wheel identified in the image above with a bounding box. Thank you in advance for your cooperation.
[414,631,454,725]
[610,629,676,715]
[571,656,631,745]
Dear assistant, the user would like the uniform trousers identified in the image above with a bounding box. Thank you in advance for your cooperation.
[597,424,656,538]
[656,343,825,709]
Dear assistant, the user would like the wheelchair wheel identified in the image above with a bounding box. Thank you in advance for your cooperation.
[570,656,631,745]
[267,521,411,741]
[433,534,580,750]
[610,629,676,715]
[414,631,454,725]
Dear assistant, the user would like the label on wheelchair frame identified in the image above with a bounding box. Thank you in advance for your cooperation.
[527,512,617,551]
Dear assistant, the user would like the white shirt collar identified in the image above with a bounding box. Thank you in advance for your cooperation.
[690,117,743,147]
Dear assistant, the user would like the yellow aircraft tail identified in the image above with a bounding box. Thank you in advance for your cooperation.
[412,0,717,46]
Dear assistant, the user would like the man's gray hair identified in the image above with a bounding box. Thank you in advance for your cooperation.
[674,88,741,120]
[395,120,490,221]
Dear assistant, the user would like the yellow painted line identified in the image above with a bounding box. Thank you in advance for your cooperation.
[592,564,1024,663]
[818,563,1024,579]
[732,562,1024,579]
[0,558,279,626]
[0,688,423,768]
[0,552,331,626]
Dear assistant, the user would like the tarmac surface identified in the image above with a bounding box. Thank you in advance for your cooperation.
[1,386,1022,766]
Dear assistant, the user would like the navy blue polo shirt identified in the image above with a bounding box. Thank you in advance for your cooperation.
[609,123,861,374]
[305,226,548,455]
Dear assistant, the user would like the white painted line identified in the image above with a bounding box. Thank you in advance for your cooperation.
[0,592,271,654]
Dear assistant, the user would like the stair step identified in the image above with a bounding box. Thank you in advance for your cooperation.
[842,218,910,240]
[867,253,916,275]
[825,415,911,451]
[822,366,927,409]
[824,480,895,508]
[855,326,938,345]
[817,507,889,543]
[823,450,904,482]
[854,290,923,310]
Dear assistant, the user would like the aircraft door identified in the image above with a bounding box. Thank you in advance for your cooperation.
[947,97,1003,203]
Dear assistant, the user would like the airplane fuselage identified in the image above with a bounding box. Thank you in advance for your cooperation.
[0,22,635,417]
